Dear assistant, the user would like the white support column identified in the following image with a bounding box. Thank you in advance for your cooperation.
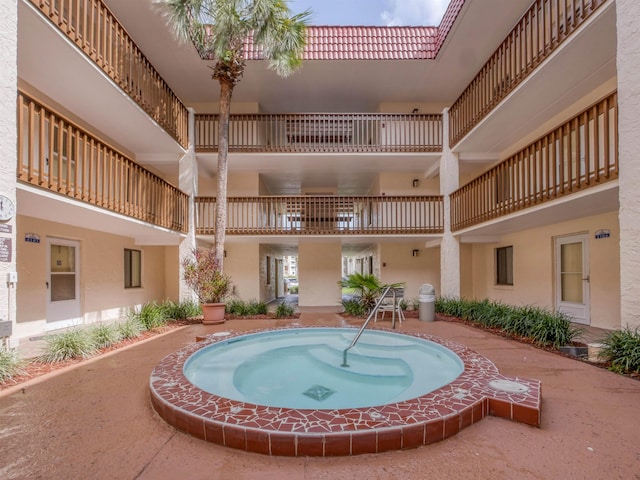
[0,1,18,347]
[617,0,640,329]
[178,108,198,301]
[439,108,460,298]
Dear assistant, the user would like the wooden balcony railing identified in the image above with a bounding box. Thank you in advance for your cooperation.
[17,92,189,232]
[451,92,618,231]
[195,113,443,153]
[195,195,444,235]
[31,0,189,148]
[449,0,607,147]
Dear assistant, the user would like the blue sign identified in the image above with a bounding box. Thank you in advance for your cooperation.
[25,233,40,244]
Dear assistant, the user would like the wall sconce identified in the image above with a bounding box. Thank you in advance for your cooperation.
[412,178,420,188]
[412,108,419,114]
[412,249,419,257]
[224,250,227,258]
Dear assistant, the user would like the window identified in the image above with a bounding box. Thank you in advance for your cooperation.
[124,249,141,288]
[496,246,513,285]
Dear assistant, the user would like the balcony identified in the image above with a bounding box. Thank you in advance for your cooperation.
[448,0,608,148]
[17,92,188,233]
[451,92,618,231]
[195,195,444,236]
[29,0,189,149]
[195,113,443,153]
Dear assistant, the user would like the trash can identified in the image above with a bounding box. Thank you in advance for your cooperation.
[418,284,436,322]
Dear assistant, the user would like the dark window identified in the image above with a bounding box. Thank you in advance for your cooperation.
[124,249,142,288]
[496,246,513,285]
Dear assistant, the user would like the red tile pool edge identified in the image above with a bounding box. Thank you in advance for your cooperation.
[149,326,541,456]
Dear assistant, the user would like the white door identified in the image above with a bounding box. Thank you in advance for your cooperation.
[46,238,82,330]
[555,234,590,325]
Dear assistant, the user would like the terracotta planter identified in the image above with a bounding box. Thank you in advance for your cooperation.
[201,302,226,325]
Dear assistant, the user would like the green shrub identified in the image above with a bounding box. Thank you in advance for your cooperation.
[90,323,122,349]
[39,329,97,363]
[0,348,24,383]
[136,302,168,330]
[226,299,267,316]
[246,300,268,316]
[410,297,420,311]
[342,298,366,317]
[118,315,144,340]
[225,299,246,315]
[288,285,299,294]
[600,327,640,374]
[275,303,295,318]
[435,297,580,348]
[160,299,201,320]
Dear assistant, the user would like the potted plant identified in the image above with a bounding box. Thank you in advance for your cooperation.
[181,248,234,325]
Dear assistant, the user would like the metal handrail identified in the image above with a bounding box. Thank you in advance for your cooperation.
[341,286,397,368]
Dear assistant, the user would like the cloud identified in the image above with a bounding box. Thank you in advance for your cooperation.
[381,0,449,26]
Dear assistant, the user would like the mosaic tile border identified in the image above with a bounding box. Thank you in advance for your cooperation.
[149,326,541,456]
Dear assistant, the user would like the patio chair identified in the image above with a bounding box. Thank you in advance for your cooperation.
[374,287,405,324]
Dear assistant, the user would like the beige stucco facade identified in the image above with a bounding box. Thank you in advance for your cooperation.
[14,215,172,340]
[1,0,638,346]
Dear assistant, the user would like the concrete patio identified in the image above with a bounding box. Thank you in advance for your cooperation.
[1,314,638,479]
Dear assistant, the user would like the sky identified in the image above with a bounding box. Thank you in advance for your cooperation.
[288,0,449,27]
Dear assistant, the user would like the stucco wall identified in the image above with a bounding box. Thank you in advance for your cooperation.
[223,243,260,301]
[468,211,620,330]
[0,0,17,344]
[298,240,342,308]
[15,216,170,339]
[617,0,640,329]
[378,243,441,303]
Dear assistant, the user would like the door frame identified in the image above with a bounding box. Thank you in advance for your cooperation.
[46,237,82,330]
[555,233,590,325]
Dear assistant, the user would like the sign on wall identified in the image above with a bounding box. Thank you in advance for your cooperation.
[0,237,11,262]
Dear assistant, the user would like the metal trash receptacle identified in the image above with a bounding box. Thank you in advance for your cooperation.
[418,284,436,322]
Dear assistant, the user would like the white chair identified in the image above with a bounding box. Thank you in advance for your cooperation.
[374,287,405,323]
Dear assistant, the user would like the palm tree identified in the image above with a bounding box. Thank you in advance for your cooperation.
[157,0,310,269]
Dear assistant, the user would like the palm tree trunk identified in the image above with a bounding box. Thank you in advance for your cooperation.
[214,78,234,270]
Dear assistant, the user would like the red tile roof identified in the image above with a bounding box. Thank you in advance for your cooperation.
[244,26,438,61]
[239,1,467,62]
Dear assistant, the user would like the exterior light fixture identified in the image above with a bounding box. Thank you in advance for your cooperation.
[412,179,420,188]
[412,249,419,257]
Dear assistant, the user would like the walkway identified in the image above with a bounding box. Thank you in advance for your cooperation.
[1,314,638,479]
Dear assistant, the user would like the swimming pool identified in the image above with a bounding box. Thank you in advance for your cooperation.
[183,328,464,409]
[150,326,542,456]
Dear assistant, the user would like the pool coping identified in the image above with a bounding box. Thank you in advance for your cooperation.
[149,326,541,456]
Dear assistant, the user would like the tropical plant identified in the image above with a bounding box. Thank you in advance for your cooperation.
[599,327,640,374]
[0,348,24,383]
[157,0,310,267]
[339,273,384,312]
[182,248,234,304]
[39,329,97,363]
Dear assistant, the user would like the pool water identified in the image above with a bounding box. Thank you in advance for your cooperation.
[184,328,464,409]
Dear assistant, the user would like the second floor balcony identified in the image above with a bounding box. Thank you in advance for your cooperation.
[195,113,443,154]
[195,195,444,236]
